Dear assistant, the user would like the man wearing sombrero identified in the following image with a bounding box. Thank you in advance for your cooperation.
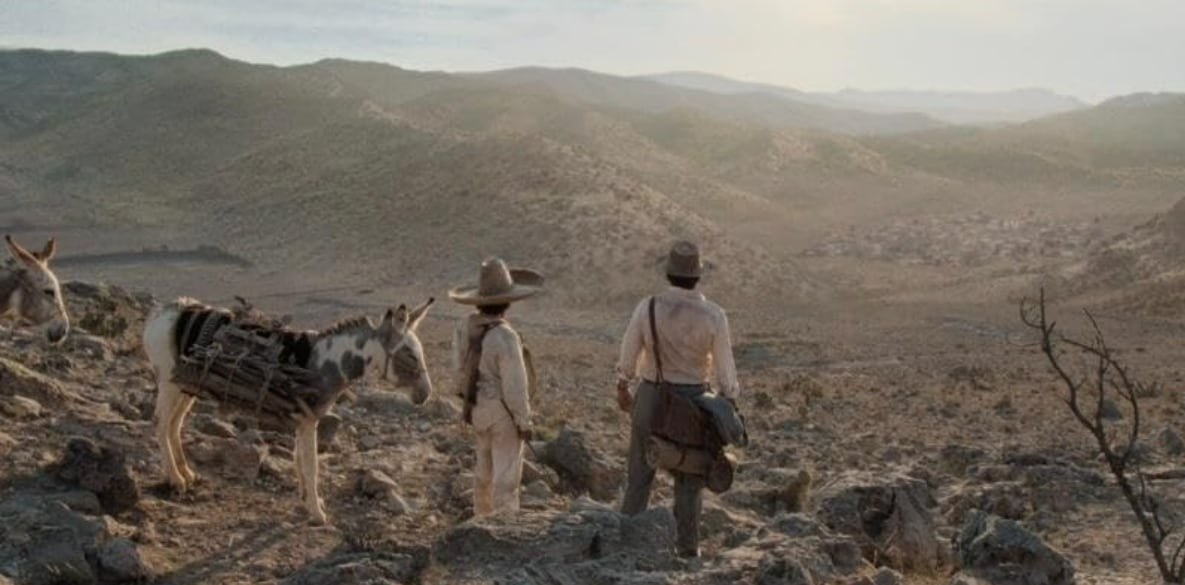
[450,257,543,517]
[615,241,741,558]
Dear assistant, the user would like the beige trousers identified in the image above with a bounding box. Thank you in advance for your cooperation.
[474,414,524,516]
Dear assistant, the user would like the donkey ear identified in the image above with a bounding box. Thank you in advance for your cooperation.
[407,297,435,329]
[36,238,57,262]
[4,235,40,267]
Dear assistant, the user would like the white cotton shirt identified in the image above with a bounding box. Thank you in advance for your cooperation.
[615,287,741,399]
[452,313,532,432]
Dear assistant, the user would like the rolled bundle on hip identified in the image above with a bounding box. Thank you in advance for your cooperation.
[645,435,714,475]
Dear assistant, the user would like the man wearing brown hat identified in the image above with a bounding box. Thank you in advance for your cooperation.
[615,240,741,558]
[450,257,543,517]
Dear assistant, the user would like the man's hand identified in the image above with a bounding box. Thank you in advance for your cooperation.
[616,380,634,413]
[517,427,533,442]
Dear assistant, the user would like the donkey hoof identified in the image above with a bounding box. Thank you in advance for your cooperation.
[309,511,330,526]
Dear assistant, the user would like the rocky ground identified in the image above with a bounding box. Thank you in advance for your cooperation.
[2,277,1184,585]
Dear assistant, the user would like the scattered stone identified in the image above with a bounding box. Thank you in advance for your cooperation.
[871,567,904,585]
[54,437,140,515]
[98,537,151,582]
[815,471,942,572]
[0,395,42,419]
[523,480,553,503]
[68,333,115,362]
[621,507,676,551]
[193,414,238,439]
[944,483,1028,525]
[1159,426,1185,456]
[756,556,814,585]
[189,437,266,481]
[48,491,104,515]
[939,444,986,477]
[540,429,622,502]
[358,435,382,452]
[955,510,1074,585]
[356,470,410,514]
[279,552,421,585]
[422,397,461,421]
[725,468,813,515]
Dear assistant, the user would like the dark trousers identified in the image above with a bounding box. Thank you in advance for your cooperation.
[620,381,706,556]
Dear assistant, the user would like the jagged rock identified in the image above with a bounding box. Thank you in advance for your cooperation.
[54,438,140,515]
[815,471,942,572]
[192,414,238,439]
[0,356,75,406]
[540,429,622,502]
[1158,426,1185,456]
[1,498,109,585]
[955,510,1074,585]
[621,507,676,551]
[97,537,151,582]
[279,552,421,585]
[0,395,42,419]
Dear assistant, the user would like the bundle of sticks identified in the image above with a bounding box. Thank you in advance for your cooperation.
[173,324,338,425]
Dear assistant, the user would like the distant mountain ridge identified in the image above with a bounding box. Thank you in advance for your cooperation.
[642,71,1088,125]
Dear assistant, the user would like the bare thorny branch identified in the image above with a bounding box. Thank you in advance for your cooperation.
[1020,287,1185,583]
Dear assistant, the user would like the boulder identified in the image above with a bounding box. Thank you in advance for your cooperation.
[54,438,140,515]
[955,511,1073,585]
[0,498,109,585]
[815,471,942,572]
[97,537,151,582]
[540,429,622,502]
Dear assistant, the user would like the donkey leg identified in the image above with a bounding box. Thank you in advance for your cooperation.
[296,418,327,524]
[154,381,188,490]
[170,394,199,485]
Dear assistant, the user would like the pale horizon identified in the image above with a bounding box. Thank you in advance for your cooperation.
[3,1,1184,103]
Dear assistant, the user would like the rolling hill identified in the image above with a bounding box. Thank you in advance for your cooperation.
[2,48,1183,313]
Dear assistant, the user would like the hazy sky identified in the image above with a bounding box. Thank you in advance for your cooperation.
[2,0,1183,102]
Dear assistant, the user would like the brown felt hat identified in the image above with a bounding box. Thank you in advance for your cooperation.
[448,257,543,305]
[665,240,704,278]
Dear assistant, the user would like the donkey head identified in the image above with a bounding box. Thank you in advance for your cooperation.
[375,297,436,404]
[3,235,70,344]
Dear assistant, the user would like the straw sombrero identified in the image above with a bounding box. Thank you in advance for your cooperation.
[448,257,543,305]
